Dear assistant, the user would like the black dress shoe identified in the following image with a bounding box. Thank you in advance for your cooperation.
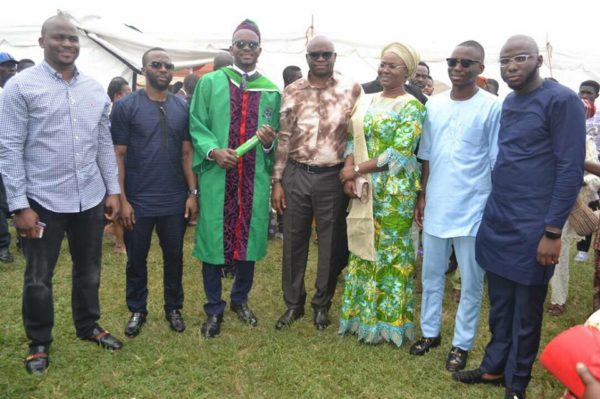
[0,247,14,263]
[446,346,468,371]
[165,309,186,332]
[124,312,147,337]
[275,308,304,330]
[452,368,505,386]
[314,309,330,331]
[230,303,258,326]
[505,389,526,399]
[409,336,441,356]
[83,326,123,350]
[200,314,223,338]
[24,345,49,375]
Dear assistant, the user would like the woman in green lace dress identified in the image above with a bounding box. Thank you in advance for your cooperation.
[338,42,426,347]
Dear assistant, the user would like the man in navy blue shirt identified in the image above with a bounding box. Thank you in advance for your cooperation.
[111,48,198,337]
[452,35,585,399]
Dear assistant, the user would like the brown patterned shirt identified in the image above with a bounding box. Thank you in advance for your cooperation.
[272,73,363,179]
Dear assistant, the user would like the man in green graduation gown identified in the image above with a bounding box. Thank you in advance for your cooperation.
[189,19,280,338]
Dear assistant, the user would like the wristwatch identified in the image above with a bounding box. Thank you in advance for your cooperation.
[544,230,561,240]
[188,189,198,196]
[271,178,282,185]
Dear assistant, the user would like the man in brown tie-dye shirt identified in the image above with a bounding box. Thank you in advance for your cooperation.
[272,35,363,331]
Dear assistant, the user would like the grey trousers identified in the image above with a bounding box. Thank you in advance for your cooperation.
[281,161,348,311]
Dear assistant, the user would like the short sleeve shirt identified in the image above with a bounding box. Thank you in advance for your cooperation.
[111,90,190,217]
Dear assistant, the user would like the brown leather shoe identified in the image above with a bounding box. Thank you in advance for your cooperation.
[547,303,566,316]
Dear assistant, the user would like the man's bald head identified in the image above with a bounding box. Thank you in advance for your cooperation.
[41,15,74,37]
[213,53,233,70]
[501,35,539,56]
[306,36,335,53]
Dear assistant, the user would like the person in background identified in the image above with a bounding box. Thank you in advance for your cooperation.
[423,76,434,96]
[111,48,197,338]
[485,78,499,96]
[410,61,430,92]
[0,16,124,375]
[104,76,132,255]
[16,58,35,73]
[183,73,199,105]
[189,19,280,338]
[338,42,425,347]
[0,52,19,264]
[574,80,600,262]
[452,34,585,399]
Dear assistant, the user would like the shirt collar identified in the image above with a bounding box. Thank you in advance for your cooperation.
[296,72,339,89]
[41,60,79,81]
[231,64,257,77]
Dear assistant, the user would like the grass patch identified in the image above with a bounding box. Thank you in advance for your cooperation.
[0,226,592,398]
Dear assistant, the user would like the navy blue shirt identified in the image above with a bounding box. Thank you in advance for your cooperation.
[111,90,190,217]
[476,80,585,285]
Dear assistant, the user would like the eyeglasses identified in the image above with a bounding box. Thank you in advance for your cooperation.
[233,40,260,50]
[446,58,481,68]
[499,54,533,67]
[307,51,334,61]
[379,62,406,71]
[147,61,175,71]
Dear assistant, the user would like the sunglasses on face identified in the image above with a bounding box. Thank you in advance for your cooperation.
[233,40,260,50]
[147,61,175,71]
[499,54,533,67]
[307,51,334,61]
[446,58,480,68]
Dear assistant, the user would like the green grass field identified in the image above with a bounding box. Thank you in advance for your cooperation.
[0,226,593,398]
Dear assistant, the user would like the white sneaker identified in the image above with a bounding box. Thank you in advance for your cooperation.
[575,251,589,262]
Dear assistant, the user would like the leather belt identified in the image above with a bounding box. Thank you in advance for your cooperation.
[288,159,344,174]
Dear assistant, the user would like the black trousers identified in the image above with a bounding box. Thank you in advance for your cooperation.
[480,271,548,392]
[124,214,187,313]
[22,200,105,346]
[281,162,349,311]
[202,261,255,316]
[0,175,10,249]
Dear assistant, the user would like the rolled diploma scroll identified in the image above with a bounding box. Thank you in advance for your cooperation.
[235,135,260,156]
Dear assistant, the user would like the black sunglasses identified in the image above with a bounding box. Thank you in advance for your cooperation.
[307,51,334,61]
[147,61,175,71]
[446,58,480,68]
[233,40,260,50]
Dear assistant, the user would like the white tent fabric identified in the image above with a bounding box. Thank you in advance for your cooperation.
[0,11,221,89]
[0,10,598,96]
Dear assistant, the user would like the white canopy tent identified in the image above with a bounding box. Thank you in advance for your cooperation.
[0,11,222,89]
[0,7,598,96]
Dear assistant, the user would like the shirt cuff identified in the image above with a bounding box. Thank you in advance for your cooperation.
[8,195,30,213]
[206,148,217,161]
[262,142,275,153]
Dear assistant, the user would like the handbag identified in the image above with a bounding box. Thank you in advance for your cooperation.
[568,194,599,236]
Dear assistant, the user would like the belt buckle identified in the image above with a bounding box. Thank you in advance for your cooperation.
[306,164,315,174]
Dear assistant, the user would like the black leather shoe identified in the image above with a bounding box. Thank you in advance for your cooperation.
[165,309,186,332]
[409,336,441,356]
[83,326,123,350]
[0,247,14,263]
[24,345,49,375]
[231,303,258,326]
[124,312,147,337]
[505,390,526,399]
[275,308,304,330]
[200,314,223,338]
[452,368,505,386]
[314,309,330,331]
[446,346,468,371]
